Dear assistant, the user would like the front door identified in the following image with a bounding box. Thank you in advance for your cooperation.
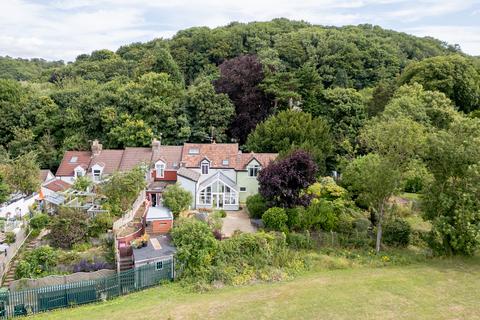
[213,194,223,209]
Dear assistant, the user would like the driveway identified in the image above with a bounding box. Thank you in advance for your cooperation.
[221,209,256,238]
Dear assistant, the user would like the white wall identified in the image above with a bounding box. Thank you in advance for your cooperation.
[0,194,37,219]
[177,176,197,209]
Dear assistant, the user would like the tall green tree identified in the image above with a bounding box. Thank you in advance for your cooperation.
[246,110,332,173]
[3,152,40,195]
[0,171,10,203]
[422,118,480,255]
[399,54,480,113]
[185,78,234,142]
[342,153,400,252]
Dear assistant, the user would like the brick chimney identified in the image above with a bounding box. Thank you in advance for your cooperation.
[91,139,102,157]
[152,138,161,159]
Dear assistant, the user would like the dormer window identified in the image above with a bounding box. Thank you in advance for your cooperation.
[248,164,261,177]
[222,160,229,166]
[189,148,199,155]
[74,166,85,179]
[91,164,104,182]
[155,161,165,178]
[201,160,209,175]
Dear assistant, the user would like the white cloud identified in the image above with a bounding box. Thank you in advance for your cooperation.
[0,0,478,60]
[405,25,480,55]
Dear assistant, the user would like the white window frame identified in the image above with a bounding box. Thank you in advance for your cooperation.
[155,161,165,178]
[248,164,261,178]
[222,159,229,166]
[201,160,210,175]
[155,260,163,270]
[74,166,85,179]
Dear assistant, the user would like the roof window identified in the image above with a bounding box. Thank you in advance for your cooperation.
[189,148,199,154]
[222,160,229,166]
[69,156,78,163]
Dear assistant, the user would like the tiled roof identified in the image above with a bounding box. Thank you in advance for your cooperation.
[177,167,201,182]
[118,147,152,171]
[56,142,277,177]
[90,150,124,174]
[235,152,278,170]
[44,179,72,192]
[56,151,92,176]
[152,146,183,170]
[39,170,53,183]
[181,143,239,168]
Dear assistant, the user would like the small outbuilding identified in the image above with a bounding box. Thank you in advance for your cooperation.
[145,206,173,235]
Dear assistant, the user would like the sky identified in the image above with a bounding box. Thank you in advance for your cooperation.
[1,0,479,61]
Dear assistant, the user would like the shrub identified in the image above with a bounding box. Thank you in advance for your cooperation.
[217,210,227,218]
[73,259,111,273]
[163,184,193,218]
[285,206,305,230]
[5,231,16,244]
[383,219,411,247]
[286,231,313,249]
[262,207,288,231]
[29,213,50,230]
[88,213,114,237]
[49,208,89,249]
[15,246,58,279]
[246,194,267,219]
[72,242,93,252]
[171,218,218,278]
[305,200,338,232]
[352,218,371,233]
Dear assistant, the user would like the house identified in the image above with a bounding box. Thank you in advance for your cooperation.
[176,143,277,210]
[56,139,277,211]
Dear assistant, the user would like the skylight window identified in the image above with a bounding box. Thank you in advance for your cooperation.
[189,148,199,154]
[69,156,78,163]
[222,160,229,166]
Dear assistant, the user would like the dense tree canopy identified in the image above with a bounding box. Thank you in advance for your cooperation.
[246,109,332,173]
[399,55,480,113]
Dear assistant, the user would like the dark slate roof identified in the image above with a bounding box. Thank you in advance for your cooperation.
[176,167,201,182]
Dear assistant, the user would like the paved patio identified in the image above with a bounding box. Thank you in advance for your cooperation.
[221,209,257,238]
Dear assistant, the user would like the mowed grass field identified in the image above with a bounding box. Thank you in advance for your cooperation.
[33,257,480,320]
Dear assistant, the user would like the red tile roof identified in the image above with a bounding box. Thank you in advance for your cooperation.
[44,179,72,192]
[235,152,278,170]
[152,146,183,170]
[56,142,277,177]
[181,143,239,168]
[90,150,125,174]
[56,151,92,176]
[118,148,152,171]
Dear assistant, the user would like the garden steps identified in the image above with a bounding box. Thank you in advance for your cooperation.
[1,229,50,287]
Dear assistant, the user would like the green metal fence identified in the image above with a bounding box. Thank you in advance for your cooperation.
[0,259,173,318]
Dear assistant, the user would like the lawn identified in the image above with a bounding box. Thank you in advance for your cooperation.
[32,256,480,320]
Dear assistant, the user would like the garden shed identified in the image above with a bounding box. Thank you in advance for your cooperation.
[145,206,173,235]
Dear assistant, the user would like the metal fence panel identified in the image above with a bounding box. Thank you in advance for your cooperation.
[0,259,173,318]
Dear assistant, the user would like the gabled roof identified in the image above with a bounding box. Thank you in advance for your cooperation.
[181,143,239,168]
[152,146,183,170]
[56,151,92,176]
[39,170,54,183]
[235,152,277,170]
[118,147,152,172]
[43,179,72,193]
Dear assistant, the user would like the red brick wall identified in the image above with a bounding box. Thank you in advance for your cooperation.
[151,220,173,234]
[151,170,177,181]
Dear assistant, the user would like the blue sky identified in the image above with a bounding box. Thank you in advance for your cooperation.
[1,0,479,61]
